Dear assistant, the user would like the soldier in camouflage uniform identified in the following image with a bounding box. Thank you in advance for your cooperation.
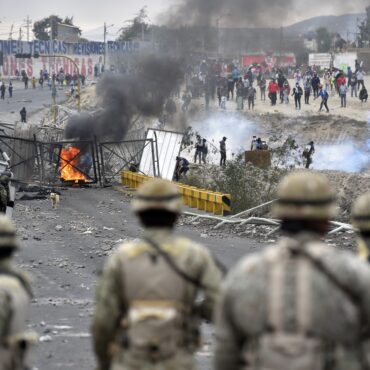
[0,215,35,369]
[215,172,370,370]
[92,178,223,370]
[352,192,370,262]
[0,174,11,214]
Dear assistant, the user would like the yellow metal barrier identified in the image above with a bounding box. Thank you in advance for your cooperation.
[121,171,232,216]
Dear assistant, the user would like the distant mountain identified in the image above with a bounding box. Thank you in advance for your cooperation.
[284,13,366,41]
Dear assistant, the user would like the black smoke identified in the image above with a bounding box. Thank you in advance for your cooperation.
[65,54,184,141]
[163,0,367,28]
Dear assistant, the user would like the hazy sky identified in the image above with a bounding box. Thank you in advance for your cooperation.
[0,0,171,37]
[0,0,367,39]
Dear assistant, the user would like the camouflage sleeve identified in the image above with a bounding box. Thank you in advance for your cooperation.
[214,276,243,370]
[91,253,126,370]
[324,251,370,338]
[196,247,223,321]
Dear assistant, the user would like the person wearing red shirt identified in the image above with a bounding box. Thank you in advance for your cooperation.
[268,79,279,106]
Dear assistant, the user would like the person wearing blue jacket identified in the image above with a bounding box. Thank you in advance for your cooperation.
[317,85,329,113]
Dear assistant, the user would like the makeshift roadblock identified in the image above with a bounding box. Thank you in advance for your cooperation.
[121,171,231,216]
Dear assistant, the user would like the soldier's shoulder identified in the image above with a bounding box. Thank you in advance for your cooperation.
[114,239,145,259]
[226,250,268,283]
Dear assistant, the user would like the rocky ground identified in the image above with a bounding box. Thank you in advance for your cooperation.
[14,185,263,370]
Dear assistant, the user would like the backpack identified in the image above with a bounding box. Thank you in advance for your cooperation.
[246,258,326,370]
[125,301,184,361]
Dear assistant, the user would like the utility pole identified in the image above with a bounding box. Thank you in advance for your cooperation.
[24,16,32,42]
[8,24,14,40]
[18,27,23,41]
[103,23,114,72]
[103,22,106,71]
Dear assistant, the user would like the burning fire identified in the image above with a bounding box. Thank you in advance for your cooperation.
[60,146,87,182]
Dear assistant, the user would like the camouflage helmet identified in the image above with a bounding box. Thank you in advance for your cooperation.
[273,171,336,220]
[132,178,182,214]
[351,192,370,232]
[0,175,10,184]
[0,215,19,249]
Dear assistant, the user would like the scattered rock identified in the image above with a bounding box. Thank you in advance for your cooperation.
[39,335,52,343]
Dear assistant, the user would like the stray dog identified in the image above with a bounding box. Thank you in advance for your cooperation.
[50,193,60,209]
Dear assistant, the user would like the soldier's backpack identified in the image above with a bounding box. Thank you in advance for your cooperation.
[248,259,325,370]
[122,238,205,361]
[248,244,362,370]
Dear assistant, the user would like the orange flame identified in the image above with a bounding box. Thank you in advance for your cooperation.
[60,146,87,182]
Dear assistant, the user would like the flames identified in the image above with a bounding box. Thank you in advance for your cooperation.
[60,146,88,182]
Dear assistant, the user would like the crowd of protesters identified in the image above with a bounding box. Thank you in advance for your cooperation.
[17,68,86,90]
[182,58,368,113]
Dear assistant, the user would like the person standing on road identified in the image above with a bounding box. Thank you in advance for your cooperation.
[302,141,315,169]
[247,86,256,110]
[20,107,27,123]
[194,135,203,164]
[31,77,36,89]
[292,82,303,110]
[201,138,208,164]
[339,81,348,108]
[311,73,321,97]
[317,85,329,113]
[350,74,357,98]
[352,192,370,262]
[268,79,278,106]
[8,82,13,98]
[92,179,222,370]
[220,137,227,166]
[0,82,6,100]
[304,77,311,104]
[259,76,266,101]
[356,69,365,90]
[0,215,35,370]
[24,75,29,89]
[214,172,370,370]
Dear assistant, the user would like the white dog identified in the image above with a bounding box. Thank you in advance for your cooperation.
[50,193,60,209]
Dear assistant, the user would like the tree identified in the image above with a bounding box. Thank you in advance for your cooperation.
[315,27,332,53]
[33,15,81,40]
[117,7,150,42]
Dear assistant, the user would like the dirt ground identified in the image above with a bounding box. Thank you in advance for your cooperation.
[14,186,263,370]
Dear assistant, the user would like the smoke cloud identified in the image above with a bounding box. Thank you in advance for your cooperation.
[65,54,184,141]
[312,142,370,172]
[163,0,368,28]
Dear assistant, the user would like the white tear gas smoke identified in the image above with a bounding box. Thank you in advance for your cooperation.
[181,112,370,172]
[312,142,370,172]
[65,55,184,141]
[163,0,367,28]
[180,112,259,163]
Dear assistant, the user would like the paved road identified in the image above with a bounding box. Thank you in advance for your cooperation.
[0,80,70,124]
[13,186,264,370]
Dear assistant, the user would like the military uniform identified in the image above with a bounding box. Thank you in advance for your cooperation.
[0,216,35,369]
[92,179,222,370]
[352,192,370,262]
[0,175,11,214]
[215,172,370,370]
